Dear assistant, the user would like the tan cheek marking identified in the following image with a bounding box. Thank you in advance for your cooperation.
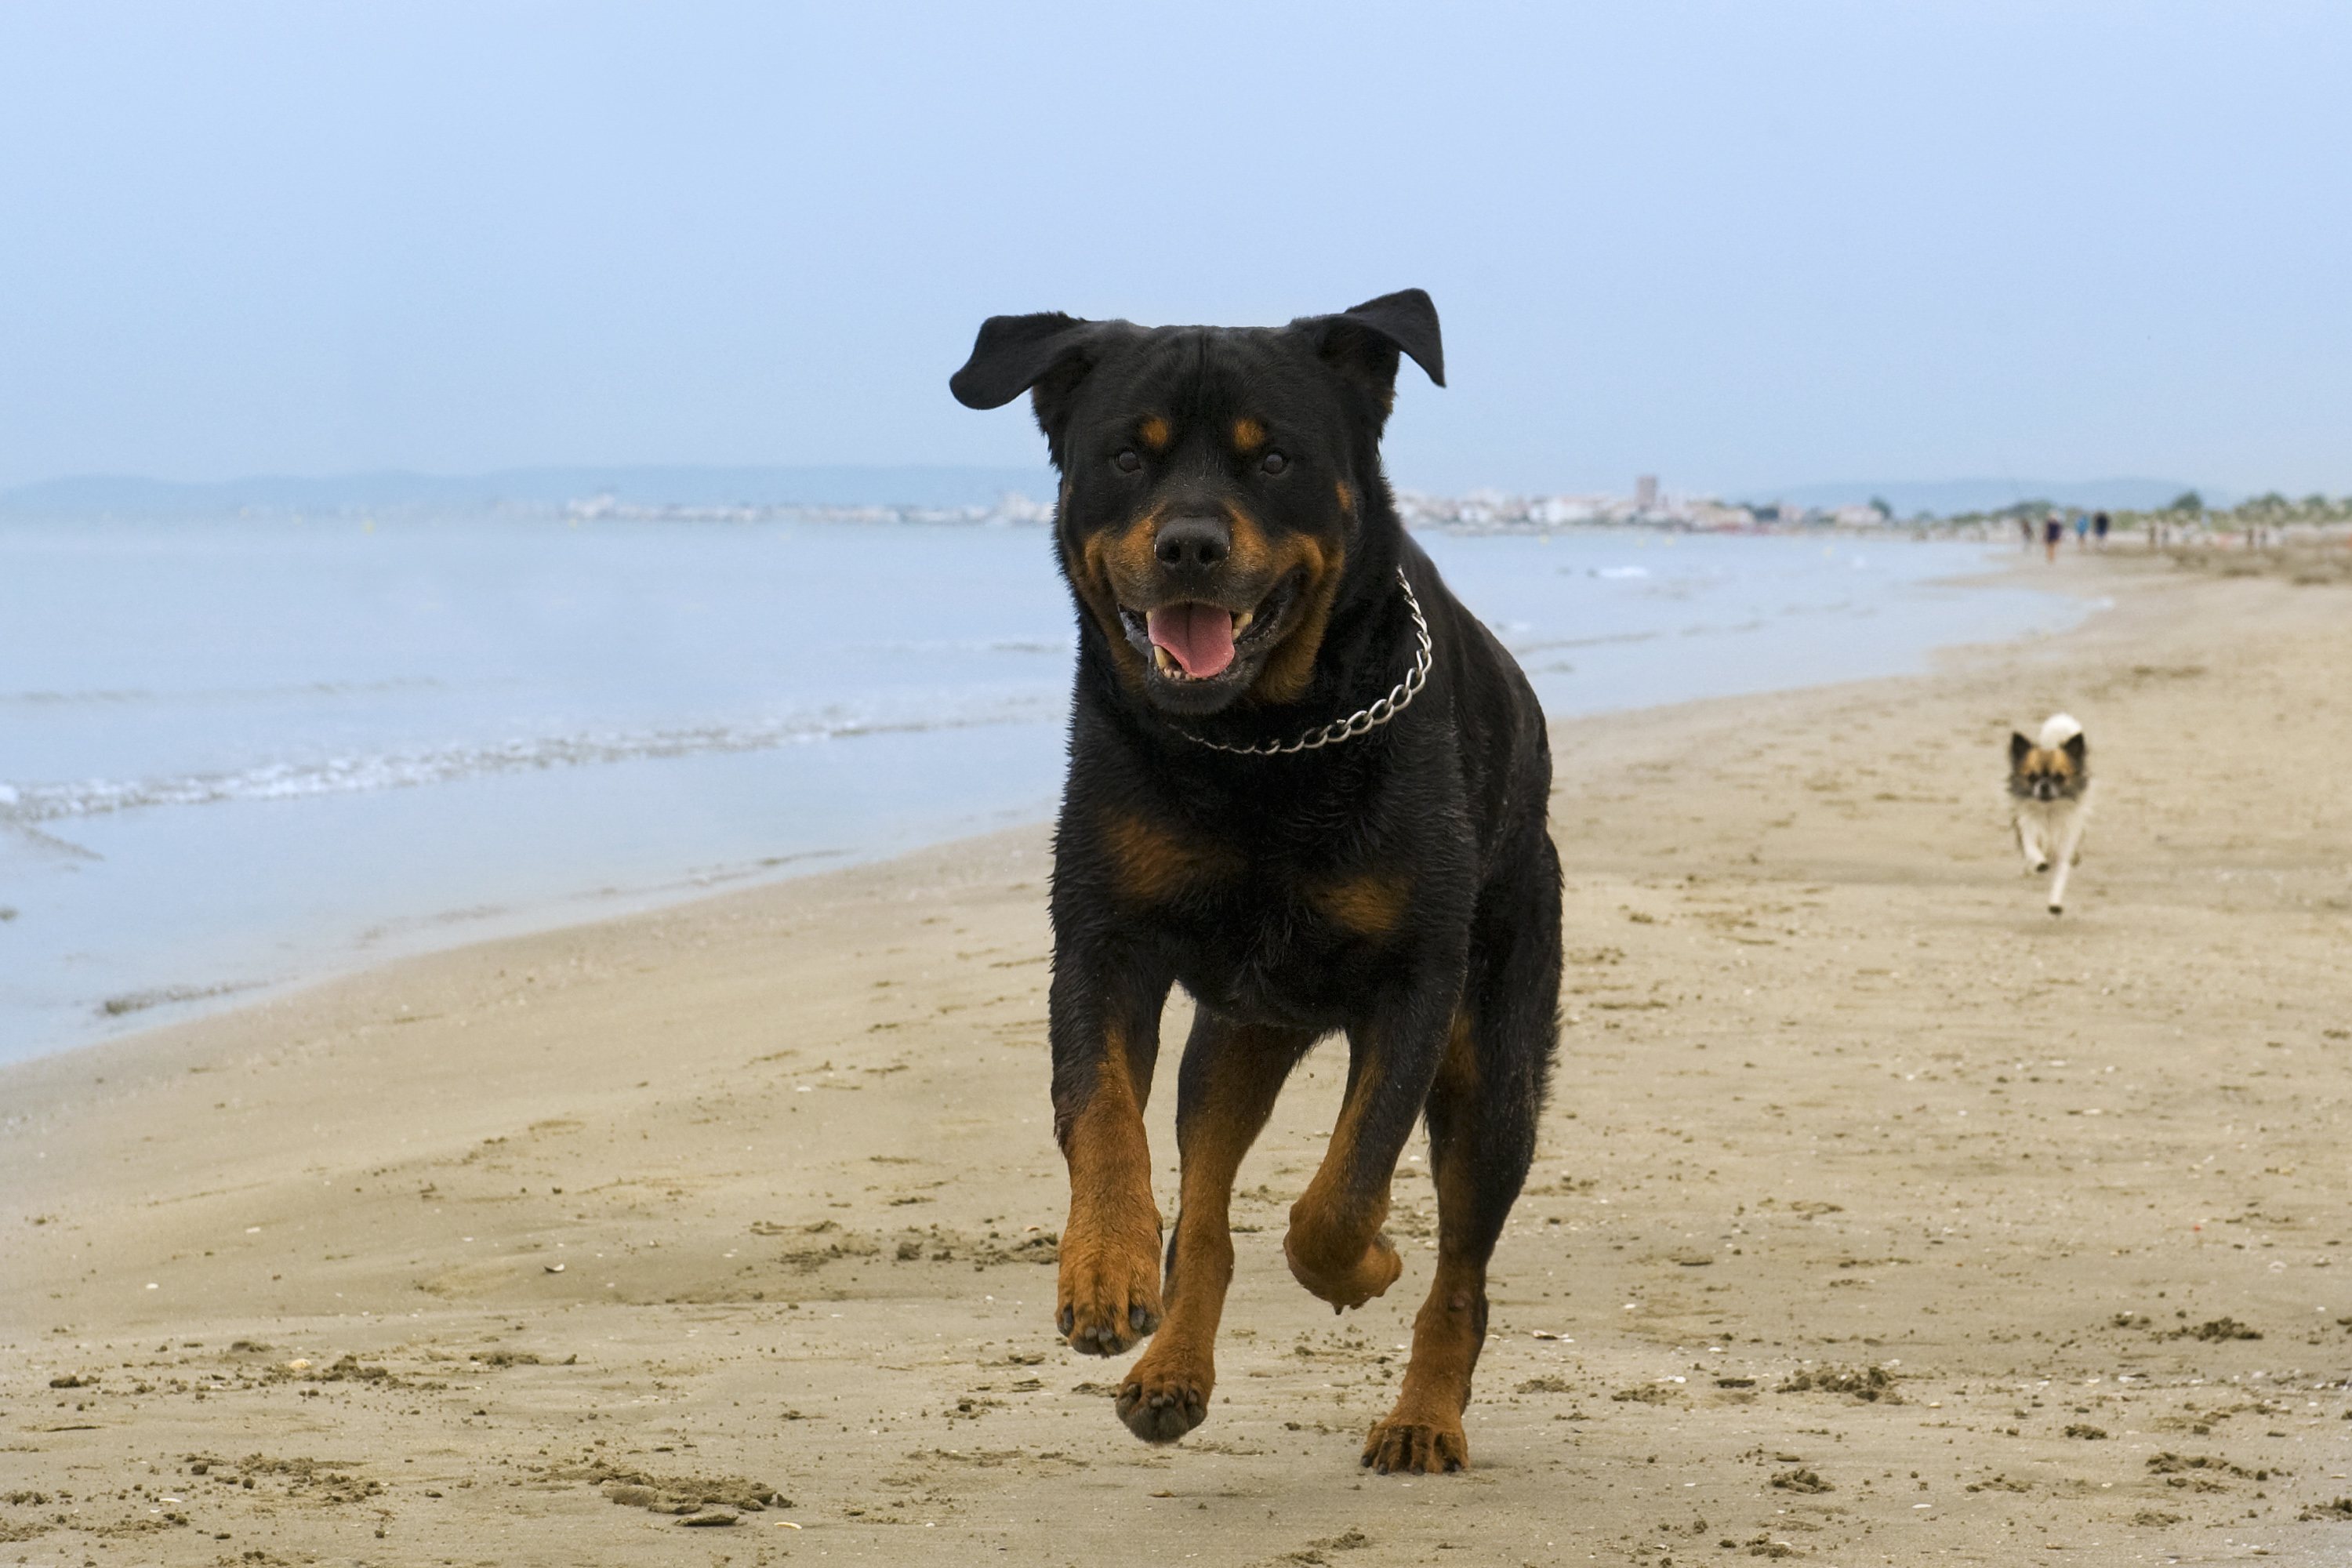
[1312,870,1411,938]
[1075,519,1158,688]
[1224,505,1272,578]
[1250,535,1340,706]
[1231,416,1266,452]
[1088,512,1163,611]
[1104,812,1238,904]
[1140,416,1172,452]
[1335,480,1356,515]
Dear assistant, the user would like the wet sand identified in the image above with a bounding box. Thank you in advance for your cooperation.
[4,554,2350,1566]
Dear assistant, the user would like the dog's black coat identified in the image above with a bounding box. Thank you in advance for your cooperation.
[950,291,1561,1473]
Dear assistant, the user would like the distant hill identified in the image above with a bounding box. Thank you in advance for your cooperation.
[0,464,1058,517]
[1754,477,2229,517]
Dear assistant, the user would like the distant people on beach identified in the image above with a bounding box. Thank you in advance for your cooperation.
[2020,515,2036,551]
[2073,513,2090,550]
[2044,514,2063,563]
[2093,511,2111,549]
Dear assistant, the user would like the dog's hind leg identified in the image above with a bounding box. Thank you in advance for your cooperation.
[1117,1011,1313,1443]
[1364,841,1560,1476]
[1283,979,1457,1315]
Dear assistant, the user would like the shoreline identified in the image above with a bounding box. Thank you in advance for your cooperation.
[5,554,2349,1564]
[6,532,2082,1066]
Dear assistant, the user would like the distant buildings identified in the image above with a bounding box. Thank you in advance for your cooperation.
[560,490,1051,528]
[548,479,2077,537]
[1391,483,1854,534]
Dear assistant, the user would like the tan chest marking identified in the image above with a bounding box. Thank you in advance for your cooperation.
[1103,813,1240,905]
[1311,869,1411,938]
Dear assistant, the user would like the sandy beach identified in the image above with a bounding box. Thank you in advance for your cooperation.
[4,552,2349,1566]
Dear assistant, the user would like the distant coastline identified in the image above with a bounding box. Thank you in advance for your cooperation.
[6,465,2346,546]
[0,463,1059,517]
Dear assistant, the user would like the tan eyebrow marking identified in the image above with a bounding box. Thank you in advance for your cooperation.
[1231,416,1266,452]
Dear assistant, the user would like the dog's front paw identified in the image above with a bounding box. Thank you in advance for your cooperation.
[1284,1225,1403,1312]
[1055,1223,1163,1356]
[1116,1351,1211,1443]
[1361,1412,1469,1475]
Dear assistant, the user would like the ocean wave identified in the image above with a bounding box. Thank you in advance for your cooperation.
[0,676,451,707]
[0,700,1058,825]
[1507,630,1661,653]
[846,636,1075,656]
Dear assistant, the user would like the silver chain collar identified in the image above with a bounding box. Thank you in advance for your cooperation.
[1174,566,1432,757]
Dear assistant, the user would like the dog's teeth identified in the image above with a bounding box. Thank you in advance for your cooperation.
[1152,646,1177,675]
[1232,610,1254,636]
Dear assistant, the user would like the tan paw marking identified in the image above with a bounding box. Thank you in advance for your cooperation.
[1284,1226,1403,1312]
[1362,1414,1469,1474]
[1115,1352,1210,1443]
[1055,1228,1162,1356]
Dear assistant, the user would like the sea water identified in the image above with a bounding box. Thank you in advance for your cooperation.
[0,516,2083,1060]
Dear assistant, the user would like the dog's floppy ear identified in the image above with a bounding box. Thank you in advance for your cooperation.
[949,312,1115,465]
[1296,289,1445,426]
[2061,732,2087,767]
[949,312,1093,410]
[2009,732,2033,768]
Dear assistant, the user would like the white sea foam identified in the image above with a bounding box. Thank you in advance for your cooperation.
[0,677,450,707]
[0,699,1056,826]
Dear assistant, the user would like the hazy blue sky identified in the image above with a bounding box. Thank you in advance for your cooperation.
[2,2,2346,496]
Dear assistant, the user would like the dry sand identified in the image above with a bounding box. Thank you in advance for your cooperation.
[4,554,2350,1566]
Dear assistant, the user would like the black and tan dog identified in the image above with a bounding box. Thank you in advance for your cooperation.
[949,290,1561,1474]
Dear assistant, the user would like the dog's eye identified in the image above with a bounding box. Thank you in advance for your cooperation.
[1261,451,1287,476]
[1114,449,1142,474]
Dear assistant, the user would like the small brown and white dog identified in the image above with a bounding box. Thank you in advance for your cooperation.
[2009,713,2092,915]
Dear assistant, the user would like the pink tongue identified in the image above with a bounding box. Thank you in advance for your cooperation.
[1145,603,1236,677]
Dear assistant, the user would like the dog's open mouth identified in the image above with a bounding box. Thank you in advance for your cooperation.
[1120,576,1296,686]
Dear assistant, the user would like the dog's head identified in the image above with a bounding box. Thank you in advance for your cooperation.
[949,291,1443,716]
[2009,729,2088,800]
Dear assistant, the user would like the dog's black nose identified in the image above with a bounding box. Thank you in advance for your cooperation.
[1154,515,1229,572]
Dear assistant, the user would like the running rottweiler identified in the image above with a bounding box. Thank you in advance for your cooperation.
[949,290,1560,1475]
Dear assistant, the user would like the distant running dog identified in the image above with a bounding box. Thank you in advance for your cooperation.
[949,292,1560,1474]
[2009,713,2092,914]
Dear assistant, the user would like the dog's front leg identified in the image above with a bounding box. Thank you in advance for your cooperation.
[1049,954,1171,1356]
[2015,812,2049,873]
[1118,1012,1314,1443]
[2045,814,2087,915]
[1285,982,1457,1312]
